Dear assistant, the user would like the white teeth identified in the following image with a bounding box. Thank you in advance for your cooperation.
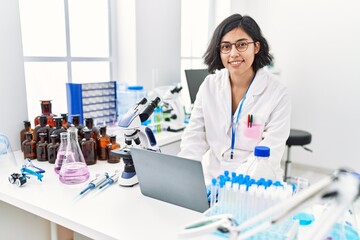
[230,61,242,65]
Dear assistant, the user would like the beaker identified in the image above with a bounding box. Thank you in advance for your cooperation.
[59,126,90,184]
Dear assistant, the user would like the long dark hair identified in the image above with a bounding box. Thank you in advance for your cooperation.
[204,14,272,73]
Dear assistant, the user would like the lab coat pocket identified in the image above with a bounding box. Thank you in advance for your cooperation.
[238,120,264,151]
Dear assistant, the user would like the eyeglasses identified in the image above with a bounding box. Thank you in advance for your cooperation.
[218,40,255,54]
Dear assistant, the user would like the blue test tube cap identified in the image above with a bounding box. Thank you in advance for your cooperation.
[265,179,273,188]
[231,172,237,180]
[211,178,217,186]
[273,181,284,187]
[254,146,270,157]
[224,170,229,177]
[243,175,250,183]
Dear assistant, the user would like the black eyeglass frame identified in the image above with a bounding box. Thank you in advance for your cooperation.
[217,40,256,54]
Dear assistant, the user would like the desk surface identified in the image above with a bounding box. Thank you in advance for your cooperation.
[0,151,217,240]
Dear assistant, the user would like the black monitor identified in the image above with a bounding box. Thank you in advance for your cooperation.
[184,69,208,104]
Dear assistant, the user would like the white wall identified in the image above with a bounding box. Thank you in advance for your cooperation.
[135,0,181,91]
[0,0,28,151]
[231,0,360,172]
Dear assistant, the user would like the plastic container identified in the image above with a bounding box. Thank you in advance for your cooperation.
[117,83,146,121]
[246,146,276,181]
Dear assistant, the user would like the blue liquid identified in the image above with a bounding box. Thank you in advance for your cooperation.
[59,162,89,184]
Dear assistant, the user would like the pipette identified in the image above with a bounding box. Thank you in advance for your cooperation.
[79,172,109,196]
[98,170,120,190]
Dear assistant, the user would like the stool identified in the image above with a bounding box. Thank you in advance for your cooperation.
[284,129,312,182]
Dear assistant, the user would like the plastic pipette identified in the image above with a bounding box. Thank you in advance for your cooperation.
[98,170,120,190]
[79,172,109,195]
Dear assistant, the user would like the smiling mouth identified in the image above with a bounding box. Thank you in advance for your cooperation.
[229,60,244,65]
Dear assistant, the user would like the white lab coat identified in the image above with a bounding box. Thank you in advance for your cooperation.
[178,67,291,183]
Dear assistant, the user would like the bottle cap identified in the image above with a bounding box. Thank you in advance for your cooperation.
[127,85,144,91]
[293,212,314,226]
[254,146,270,157]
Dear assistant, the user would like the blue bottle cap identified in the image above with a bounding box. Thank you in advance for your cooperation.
[254,146,270,157]
[127,85,144,91]
[293,213,315,226]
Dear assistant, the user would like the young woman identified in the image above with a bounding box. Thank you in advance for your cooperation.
[178,14,291,182]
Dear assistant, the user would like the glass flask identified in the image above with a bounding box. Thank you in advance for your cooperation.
[54,132,68,174]
[23,132,36,159]
[59,126,90,184]
[47,134,59,164]
[36,132,48,161]
[107,135,121,163]
[81,129,97,165]
[20,120,33,151]
[34,100,56,128]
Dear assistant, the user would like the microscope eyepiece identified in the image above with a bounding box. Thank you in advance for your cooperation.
[139,97,161,122]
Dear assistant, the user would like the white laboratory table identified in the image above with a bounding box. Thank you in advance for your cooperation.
[0,150,219,240]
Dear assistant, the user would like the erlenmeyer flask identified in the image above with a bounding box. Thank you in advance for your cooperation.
[59,126,90,184]
[54,132,68,174]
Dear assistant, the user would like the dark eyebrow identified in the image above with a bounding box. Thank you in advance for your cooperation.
[220,38,249,44]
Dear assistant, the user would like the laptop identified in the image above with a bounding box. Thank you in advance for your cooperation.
[130,148,209,213]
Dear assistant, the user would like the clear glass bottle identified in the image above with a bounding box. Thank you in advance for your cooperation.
[59,126,90,184]
[107,135,121,163]
[246,146,276,181]
[97,126,110,160]
[47,134,59,164]
[34,100,56,128]
[36,132,48,161]
[20,120,33,151]
[81,129,97,165]
[23,132,36,159]
[54,132,68,174]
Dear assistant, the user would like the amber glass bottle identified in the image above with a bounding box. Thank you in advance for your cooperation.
[60,113,71,129]
[33,115,51,143]
[49,117,66,142]
[23,132,36,159]
[97,126,110,160]
[71,114,84,141]
[34,100,56,127]
[20,120,33,151]
[107,135,121,163]
[47,134,59,164]
[85,117,99,140]
[36,132,48,161]
[81,129,97,165]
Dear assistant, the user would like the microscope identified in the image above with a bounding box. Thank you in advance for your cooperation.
[112,97,161,187]
[159,85,186,132]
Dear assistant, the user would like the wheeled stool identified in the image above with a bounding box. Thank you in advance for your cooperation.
[284,129,312,182]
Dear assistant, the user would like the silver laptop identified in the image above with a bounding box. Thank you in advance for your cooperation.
[130,148,209,212]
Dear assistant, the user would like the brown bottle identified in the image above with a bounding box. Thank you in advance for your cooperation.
[85,117,99,140]
[60,113,71,129]
[97,126,110,160]
[36,132,48,161]
[81,129,97,165]
[47,134,59,164]
[33,115,51,143]
[20,120,33,151]
[71,114,84,141]
[34,100,56,128]
[49,117,66,142]
[23,132,36,159]
[107,135,121,163]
